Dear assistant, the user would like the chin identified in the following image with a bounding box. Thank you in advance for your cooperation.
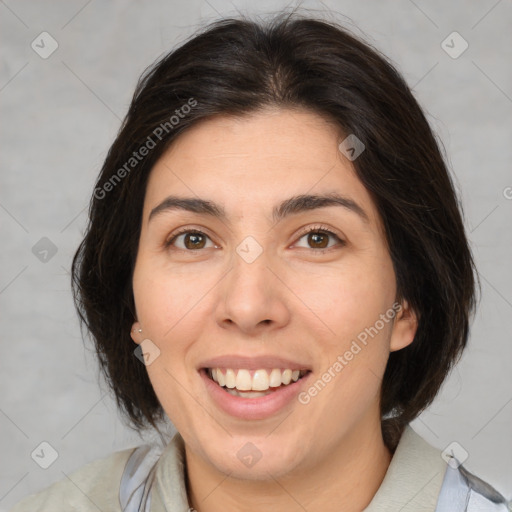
[201,435,307,480]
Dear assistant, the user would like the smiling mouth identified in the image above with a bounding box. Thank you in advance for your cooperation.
[203,367,311,398]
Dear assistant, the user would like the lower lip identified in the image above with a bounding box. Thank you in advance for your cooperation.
[199,368,312,420]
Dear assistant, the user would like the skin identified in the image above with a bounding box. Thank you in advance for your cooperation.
[130,107,418,512]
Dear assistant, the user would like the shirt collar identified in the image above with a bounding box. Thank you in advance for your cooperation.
[363,424,447,511]
[151,430,189,511]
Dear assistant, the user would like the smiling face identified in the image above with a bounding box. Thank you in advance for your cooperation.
[130,108,417,482]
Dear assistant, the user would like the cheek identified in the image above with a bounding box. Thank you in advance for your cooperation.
[298,264,395,427]
[131,259,215,416]
[291,257,395,347]
[132,256,219,341]
[306,260,396,412]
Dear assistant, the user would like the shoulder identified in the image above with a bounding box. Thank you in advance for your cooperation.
[10,446,138,512]
[439,462,511,511]
[405,426,511,511]
[366,425,511,512]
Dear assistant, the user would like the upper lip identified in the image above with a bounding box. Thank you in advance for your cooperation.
[198,355,312,371]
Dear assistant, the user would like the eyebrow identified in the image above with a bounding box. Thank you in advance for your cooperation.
[148,193,370,225]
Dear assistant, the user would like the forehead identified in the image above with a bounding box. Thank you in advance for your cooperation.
[143,108,381,228]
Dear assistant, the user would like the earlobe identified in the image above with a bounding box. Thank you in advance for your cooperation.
[130,322,143,345]
[389,300,418,352]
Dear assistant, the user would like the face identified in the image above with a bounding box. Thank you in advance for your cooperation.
[130,108,417,480]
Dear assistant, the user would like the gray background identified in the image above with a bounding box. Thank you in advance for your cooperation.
[1,0,511,509]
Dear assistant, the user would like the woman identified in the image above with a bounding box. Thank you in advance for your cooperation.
[11,10,510,512]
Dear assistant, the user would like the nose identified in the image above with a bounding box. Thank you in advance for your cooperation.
[215,245,291,335]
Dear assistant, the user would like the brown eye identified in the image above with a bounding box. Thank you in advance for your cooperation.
[307,232,330,249]
[182,232,207,250]
[166,230,215,251]
[294,226,345,252]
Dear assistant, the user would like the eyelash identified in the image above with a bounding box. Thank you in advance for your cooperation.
[165,224,345,254]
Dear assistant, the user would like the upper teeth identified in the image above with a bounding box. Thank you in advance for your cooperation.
[209,368,307,391]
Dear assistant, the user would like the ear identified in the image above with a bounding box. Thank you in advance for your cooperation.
[130,321,143,345]
[389,300,418,352]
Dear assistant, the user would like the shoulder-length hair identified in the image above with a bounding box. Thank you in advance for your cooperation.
[71,10,477,451]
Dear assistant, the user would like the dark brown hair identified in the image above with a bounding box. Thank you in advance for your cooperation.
[71,10,478,451]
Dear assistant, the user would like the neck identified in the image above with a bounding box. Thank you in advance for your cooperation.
[184,417,393,512]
